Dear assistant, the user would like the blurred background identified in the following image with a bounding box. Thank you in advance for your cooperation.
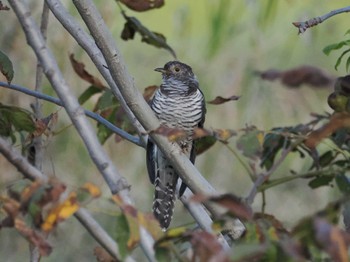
[1,0,350,260]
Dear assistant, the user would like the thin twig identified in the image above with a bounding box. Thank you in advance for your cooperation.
[0,137,123,260]
[293,5,350,34]
[0,81,142,146]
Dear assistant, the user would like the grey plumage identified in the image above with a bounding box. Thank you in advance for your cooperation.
[146,61,206,229]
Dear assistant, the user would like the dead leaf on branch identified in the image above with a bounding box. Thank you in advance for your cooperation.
[207,95,240,105]
[120,13,176,58]
[257,65,335,88]
[0,1,10,11]
[193,127,237,143]
[119,0,164,12]
[15,218,52,256]
[94,246,118,262]
[143,85,158,102]
[69,54,105,89]
[150,125,187,142]
[304,112,350,149]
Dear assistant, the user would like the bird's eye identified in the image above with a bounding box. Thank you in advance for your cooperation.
[174,67,180,72]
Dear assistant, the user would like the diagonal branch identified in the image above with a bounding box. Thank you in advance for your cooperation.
[45,0,147,147]
[72,0,245,239]
[0,137,123,260]
[8,1,156,260]
[0,81,142,146]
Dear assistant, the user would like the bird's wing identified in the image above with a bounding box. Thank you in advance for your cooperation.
[146,139,157,184]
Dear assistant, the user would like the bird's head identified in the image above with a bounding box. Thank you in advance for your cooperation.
[155,61,196,83]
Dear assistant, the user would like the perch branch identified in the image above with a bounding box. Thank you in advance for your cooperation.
[0,81,141,146]
[293,6,350,34]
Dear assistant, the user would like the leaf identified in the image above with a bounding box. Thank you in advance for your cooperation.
[0,1,10,10]
[69,54,105,89]
[334,48,350,71]
[41,192,79,232]
[0,105,35,137]
[304,112,350,149]
[143,85,158,102]
[207,95,240,105]
[335,174,350,194]
[193,127,236,144]
[119,0,164,12]
[81,182,101,198]
[0,50,14,83]
[94,246,118,262]
[78,85,104,105]
[151,125,187,142]
[94,89,118,112]
[194,136,217,155]
[121,13,176,58]
[31,113,58,138]
[15,218,52,256]
[236,128,264,160]
[257,65,334,88]
[115,214,130,259]
[190,231,230,262]
[308,176,334,189]
[323,40,350,55]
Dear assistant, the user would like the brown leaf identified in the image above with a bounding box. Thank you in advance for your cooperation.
[193,127,236,143]
[69,54,105,89]
[15,218,52,256]
[190,231,229,262]
[304,112,350,149]
[0,1,10,11]
[207,95,240,105]
[94,246,118,262]
[120,0,164,12]
[143,85,158,102]
[257,65,335,88]
[314,217,350,262]
[151,125,187,142]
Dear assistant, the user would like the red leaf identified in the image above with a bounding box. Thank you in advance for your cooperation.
[120,0,164,12]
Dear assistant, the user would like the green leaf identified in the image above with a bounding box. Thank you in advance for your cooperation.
[334,48,350,71]
[335,174,350,194]
[0,105,35,133]
[78,85,103,105]
[194,136,216,155]
[346,56,350,72]
[323,40,350,55]
[308,176,334,189]
[0,50,14,83]
[97,107,117,144]
[318,151,335,168]
[121,13,176,58]
[345,29,350,35]
[115,214,130,260]
[236,129,263,160]
[95,89,118,112]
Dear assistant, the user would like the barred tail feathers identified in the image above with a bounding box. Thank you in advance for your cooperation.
[153,171,178,230]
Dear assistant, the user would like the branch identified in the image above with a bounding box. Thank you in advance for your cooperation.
[0,81,142,146]
[72,0,245,239]
[45,0,147,147]
[293,6,350,34]
[8,1,156,260]
[0,137,123,260]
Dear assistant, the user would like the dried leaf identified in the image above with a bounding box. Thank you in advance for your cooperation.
[151,125,187,142]
[190,231,229,262]
[81,182,101,198]
[257,65,334,88]
[143,85,158,102]
[94,246,118,262]
[41,192,79,232]
[0,50,14,83]
[237,129,264,160]
[32,113,58,138]
[121,14,176,58]
[0,1,10,11]
[15,218,52,256]
[304,112,350,149]
[69,54,105,89]
[207,95,240,105]
[119,0,164,12]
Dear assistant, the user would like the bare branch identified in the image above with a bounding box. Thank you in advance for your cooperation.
[0,137,123,260]
[45,0,147,146]
[293,6,350,34]
[0,81,142,146]
[72,0,245,239]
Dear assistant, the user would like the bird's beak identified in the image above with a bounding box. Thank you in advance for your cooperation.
[154,67,166,73]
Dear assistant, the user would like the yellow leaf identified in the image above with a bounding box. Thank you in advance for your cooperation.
[82,182,101,198]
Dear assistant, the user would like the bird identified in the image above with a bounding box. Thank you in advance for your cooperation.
[146,61,206,229]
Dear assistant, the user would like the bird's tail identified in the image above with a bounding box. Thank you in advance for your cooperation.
[153,173,178,230]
